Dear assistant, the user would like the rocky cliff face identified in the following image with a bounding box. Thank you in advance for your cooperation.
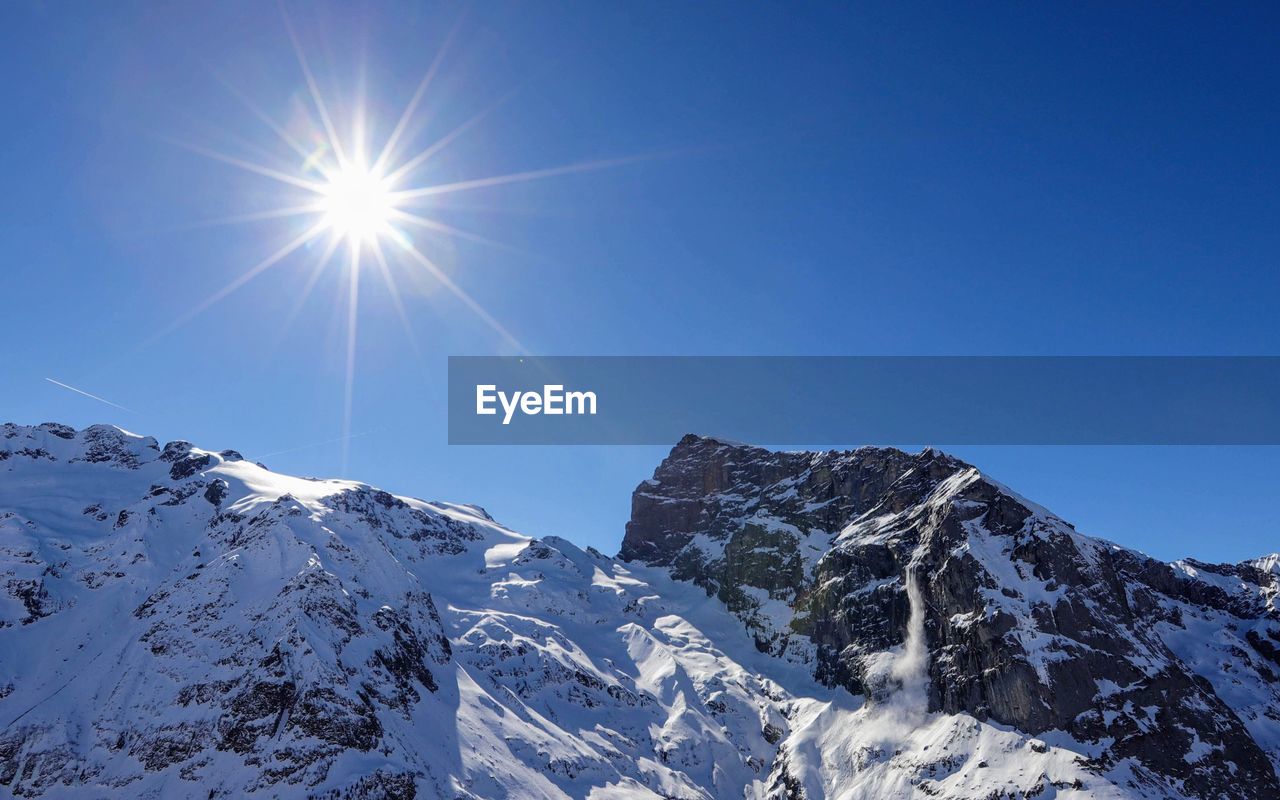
[2,424,1277,799]
[621,434,1280,799]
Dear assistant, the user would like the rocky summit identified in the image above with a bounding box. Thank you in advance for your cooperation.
[1,424,1277,799]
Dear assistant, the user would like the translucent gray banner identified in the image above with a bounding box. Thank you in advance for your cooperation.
[447,356,1280,445]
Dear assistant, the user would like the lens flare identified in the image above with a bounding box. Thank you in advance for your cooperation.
[158,9,641,472]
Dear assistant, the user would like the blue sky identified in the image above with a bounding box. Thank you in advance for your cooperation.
[3,2,1278,562]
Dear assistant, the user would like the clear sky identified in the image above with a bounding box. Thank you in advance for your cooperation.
[3,2,1278,563]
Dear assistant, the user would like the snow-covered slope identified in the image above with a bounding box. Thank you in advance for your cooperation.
[0,424,794,799]
[622,435,1280,799]
[1,424,1277,799]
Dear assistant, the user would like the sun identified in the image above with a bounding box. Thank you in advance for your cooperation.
[317,163,398,246]
[159,10,638,472]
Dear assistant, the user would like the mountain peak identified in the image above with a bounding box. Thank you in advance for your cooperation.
[621,434,978,567]
[4,424,1279,799]
[620,432,1280,798]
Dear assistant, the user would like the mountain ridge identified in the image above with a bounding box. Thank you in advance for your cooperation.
[621,433,1280,797]
[1,422,1277,799]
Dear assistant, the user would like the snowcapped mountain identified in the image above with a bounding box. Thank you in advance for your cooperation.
[1,424,1278,799]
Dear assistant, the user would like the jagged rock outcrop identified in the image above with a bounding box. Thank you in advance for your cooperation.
[622,434,1280,799]
[2,424,1277,799]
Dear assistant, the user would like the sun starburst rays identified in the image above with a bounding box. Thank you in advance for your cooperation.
[170,51,543,353]
[156,16,642,472]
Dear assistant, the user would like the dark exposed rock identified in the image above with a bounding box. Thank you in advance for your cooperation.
[36,423,76,440]
[622,435,1280,800]
[306,769,419,800]
[203,479,228,506]
[4,578,55,625]
[76,425,148,468]
[219,678,299,754]
[159,440,215,480]
[365,597,450,709]
[324,488,482,556]
[5,423,1278,800]
[169,453,212,481]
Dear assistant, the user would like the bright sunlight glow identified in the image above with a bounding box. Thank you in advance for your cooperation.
[318,164,397,245]
[161,8,637,473]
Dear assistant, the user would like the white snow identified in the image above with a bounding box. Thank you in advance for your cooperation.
[1,424,1275,799]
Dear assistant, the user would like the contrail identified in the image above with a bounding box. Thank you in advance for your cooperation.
[44,378,136,414]
[258,429,381,459]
